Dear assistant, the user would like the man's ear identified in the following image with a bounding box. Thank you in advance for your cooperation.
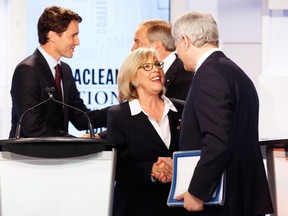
[47,31,58,43]
[153,39,162,50]
[182,35,191,50]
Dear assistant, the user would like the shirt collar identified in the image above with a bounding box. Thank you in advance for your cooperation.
[162,52,176,73]
[195,48,220,72]
[129,95,177,116]
[38,46,60,71]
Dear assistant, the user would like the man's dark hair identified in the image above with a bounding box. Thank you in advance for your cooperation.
[37,6,82,45]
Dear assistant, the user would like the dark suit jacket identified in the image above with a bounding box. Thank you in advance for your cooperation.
[164,54,193,101]
[179,51,273,216]
[9,49,108,138]
[107,100,186,216]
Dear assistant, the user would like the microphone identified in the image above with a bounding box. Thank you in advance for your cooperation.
[15,90,53,139]
[45,87,95,139]
[15,87,95,139]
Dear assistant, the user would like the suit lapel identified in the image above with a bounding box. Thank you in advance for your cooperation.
[36,50,66,128]
[59,63,69,103]
[122,103,167,149]
[164,58,179,88]
[35,49,63,101]
[35,49,56,88]
[134,113,167,148]
[168,109,181,152]
[57,63,70,129]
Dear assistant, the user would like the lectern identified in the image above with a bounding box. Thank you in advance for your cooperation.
[0,137,117,216]
[260,139,288,216]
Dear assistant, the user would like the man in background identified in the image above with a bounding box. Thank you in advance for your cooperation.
[9,6,108,138]
[131,19,193,101]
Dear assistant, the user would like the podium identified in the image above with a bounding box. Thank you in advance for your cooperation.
[0,137,117,216]
[260,139,288,216]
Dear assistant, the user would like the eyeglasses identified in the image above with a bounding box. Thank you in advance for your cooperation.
[139,61,164,71]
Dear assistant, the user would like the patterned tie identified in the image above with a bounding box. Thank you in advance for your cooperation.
[55,64,63,101]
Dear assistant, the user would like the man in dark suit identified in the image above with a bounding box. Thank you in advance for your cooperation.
[170,11,274,215]
[131,19,193,101]
[9,6,108,138]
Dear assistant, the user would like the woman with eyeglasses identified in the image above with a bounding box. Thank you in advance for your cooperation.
[107,47,187,216]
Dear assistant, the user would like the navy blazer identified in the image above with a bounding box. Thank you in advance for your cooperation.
[107,101,186,216]
[164,54,193,101]
[179,51,273,215]
[9,49,108,138]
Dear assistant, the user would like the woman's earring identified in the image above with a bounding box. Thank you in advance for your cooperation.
[133,81,139,87]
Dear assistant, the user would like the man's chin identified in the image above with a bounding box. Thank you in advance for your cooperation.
[183,64,194,73]
[63,54,73,59]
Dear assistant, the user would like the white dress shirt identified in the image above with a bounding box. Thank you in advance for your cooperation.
[129,95,177,149]
[162,52,177,74]
[38,46,63,98]
[195,48,220,73]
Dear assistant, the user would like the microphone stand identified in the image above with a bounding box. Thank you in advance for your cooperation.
[15,87,95,139]
[15,97,52,139]
[48,90,95,139]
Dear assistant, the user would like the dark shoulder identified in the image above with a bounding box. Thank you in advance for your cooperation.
[108,101,130,113]
[14,49,49,74]
[13,54,41,78]
[15,50,37,68]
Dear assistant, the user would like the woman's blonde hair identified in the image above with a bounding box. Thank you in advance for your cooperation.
[117,47,165,102]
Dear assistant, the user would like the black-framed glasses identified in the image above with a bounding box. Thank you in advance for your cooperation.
[139,61,164,71]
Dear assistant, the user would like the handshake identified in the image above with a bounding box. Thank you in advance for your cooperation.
[151,157,173,183]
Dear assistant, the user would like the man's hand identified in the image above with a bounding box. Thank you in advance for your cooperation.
[151,157,173,183]
[82,133,101,138]
[157,157,173,173]
[176,192,204,211]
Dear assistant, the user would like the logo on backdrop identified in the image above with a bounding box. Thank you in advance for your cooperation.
[74,67,119,107]
[73,67,118,133]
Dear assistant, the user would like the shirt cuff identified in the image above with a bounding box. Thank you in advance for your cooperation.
[151,175,157,183]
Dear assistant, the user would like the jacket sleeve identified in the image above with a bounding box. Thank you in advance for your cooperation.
[188,66,233,202]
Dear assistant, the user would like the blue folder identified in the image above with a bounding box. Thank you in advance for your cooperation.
[167,150,226,207]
